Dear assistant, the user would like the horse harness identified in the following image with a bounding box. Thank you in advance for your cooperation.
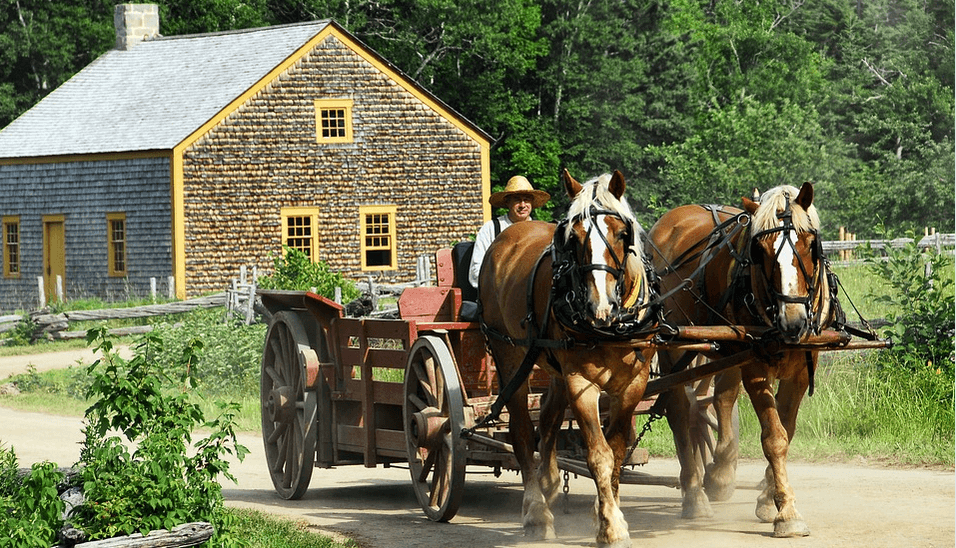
[653,201,851,395]
[468,199,660,433]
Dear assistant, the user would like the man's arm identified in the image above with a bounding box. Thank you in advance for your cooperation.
[468,222,494,289]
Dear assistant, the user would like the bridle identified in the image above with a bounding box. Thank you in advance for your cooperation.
[745,196,829,334]
[550,188,656,338]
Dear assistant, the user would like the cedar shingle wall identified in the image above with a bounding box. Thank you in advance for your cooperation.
[181,35,484,297]
[0,158,172,312]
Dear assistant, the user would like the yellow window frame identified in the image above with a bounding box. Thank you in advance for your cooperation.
[107,212,127,277]
[359,205,397,271]
[281,207,320,260]
[2,215,20,278]
[315,99,354,143]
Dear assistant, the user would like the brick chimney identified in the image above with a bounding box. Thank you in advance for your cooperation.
[114,4,160,50]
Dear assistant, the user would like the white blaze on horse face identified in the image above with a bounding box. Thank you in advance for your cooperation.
[772,225,806,329]
[587,215,614,321]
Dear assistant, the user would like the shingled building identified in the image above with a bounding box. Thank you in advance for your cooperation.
[0,4,491,312]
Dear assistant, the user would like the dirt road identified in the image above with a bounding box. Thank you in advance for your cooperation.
[1,351,953,548]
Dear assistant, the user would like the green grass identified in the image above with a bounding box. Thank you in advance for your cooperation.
[829,254,956,323]
[226,508,356,548]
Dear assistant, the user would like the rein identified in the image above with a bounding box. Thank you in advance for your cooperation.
[470,197,658,433]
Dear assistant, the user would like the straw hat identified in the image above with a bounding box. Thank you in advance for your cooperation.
[489,176,551,208]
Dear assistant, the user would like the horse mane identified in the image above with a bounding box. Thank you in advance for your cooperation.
[562,173,646,284]
[563,173,643,241]
[752,185,820,234]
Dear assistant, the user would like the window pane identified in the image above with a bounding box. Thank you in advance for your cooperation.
[110,219,126,273]
[321,108,347,138]
[285,216,313,257]
[4,223,19,275]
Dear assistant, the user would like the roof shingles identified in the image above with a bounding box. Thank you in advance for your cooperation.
[0,21,331,159]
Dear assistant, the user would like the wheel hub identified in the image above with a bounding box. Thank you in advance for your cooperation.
[266,387,295,424]
[410,407,447,448]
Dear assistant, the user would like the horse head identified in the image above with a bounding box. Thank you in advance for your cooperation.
[743,182,828,344]
[557,169,648,329]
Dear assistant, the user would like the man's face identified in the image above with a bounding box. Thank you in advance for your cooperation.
[507,194,533,222]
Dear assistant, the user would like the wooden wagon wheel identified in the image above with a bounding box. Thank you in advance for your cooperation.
[403,335,467,522]
[260,311,318,500]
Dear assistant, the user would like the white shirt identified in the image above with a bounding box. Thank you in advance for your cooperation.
[468,214,514,289]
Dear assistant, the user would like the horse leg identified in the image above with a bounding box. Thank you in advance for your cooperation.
[534,377,568,528]
[507,380,554,540]
[566,375,631,548]
[704,368,741,501]
[742,366,810,538]
[660,353,712,519]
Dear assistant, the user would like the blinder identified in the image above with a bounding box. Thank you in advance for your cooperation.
[550,203,654,338]
[746,196,828,334]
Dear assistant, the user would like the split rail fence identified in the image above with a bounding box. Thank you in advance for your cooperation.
[2,232,951,344]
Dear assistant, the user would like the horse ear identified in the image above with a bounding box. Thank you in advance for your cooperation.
[742,196,760,214]
[563,168,582,199]
[796,181,814,210]
[609,170,626,199]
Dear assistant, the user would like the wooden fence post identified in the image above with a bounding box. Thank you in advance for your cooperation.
[167,276,175,300]
[838,226,846,261]
[37,276,45,308]
[150,277,157,302]
[55,275,64,303]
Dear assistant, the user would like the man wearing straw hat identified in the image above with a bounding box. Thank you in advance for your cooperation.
[468,175,550,289]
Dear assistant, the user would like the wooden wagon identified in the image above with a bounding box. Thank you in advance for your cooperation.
[257,247,885,521]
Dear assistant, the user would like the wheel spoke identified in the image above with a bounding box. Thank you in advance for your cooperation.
[423,355,437,397]
[269,339,285,382]
[267,421,288,445]
[429,447,449,507]
[699,410,719,431]
[435,367,446,412]
[264,365,282,386]
[418,446,438,483]
[407,392,428,412]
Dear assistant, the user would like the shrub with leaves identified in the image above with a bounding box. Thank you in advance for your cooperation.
[0,447,64,548]
[866,229,955,375]
[258,247,361,302]
[72,328,249,546]
[149,308,265,397]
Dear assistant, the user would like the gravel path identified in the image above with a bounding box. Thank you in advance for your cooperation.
[1,349,953,548]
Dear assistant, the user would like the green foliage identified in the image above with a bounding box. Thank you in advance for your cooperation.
[258,247,361,302]
[0,450,65,548]
[792,353,954,465]
[73,328,249,545]
[5,314,35,346]
[149,308,266,397]
[866,230,955,374]
[2,1,951,234]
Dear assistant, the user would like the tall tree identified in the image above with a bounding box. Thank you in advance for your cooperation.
[536,0,694,219]
[0,0,115,127]
[648,0,838,220]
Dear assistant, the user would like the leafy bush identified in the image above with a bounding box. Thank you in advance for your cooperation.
[258,247,361,302]
[866,229,955,374]
[71,328,249,546]
[149,308,265,397]
[0,448,65,548]
[4,315,35,346]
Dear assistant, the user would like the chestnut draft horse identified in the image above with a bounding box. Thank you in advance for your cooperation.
[478,170,657,547]
[647,183,838,537]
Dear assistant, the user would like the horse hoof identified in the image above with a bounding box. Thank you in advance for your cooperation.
[523,523,555,540]
[681,499,714,519]
[597,539,632,548]
[703,478,736,502]
[755,499,776,523]
[774,519,810,538]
